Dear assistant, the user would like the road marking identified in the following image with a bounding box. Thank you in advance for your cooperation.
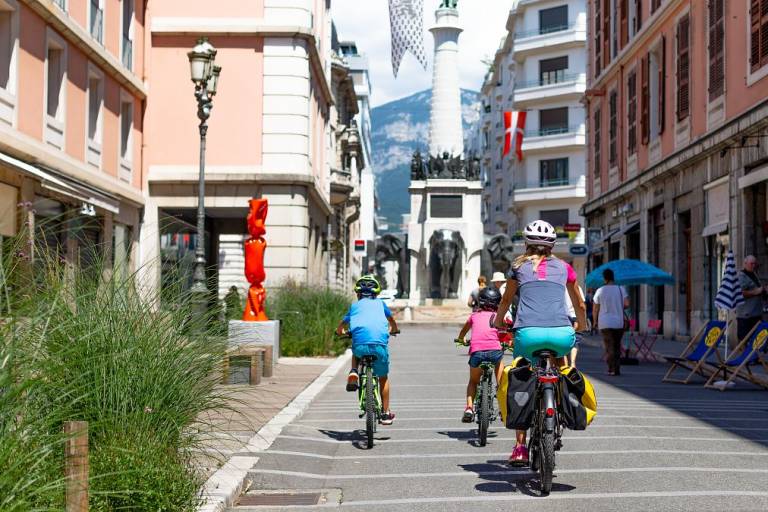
[335,490,768,507]
[275,434,768,444]
[259,449,768,460]
[284,423,768,433]
[250,466,768,480]
[295,415,768,424]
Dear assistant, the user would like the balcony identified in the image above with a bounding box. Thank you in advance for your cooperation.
[330,168,354,205]
[513,176,586,204]
[513,22,586,57]
[521,125,586,153]
[514,73,587,106]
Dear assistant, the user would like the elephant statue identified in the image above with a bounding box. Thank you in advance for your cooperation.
[429,229,463,299]
[374,234,410,298]
[480,233,515,278]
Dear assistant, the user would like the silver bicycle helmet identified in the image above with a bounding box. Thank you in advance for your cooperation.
[523,220,557,248]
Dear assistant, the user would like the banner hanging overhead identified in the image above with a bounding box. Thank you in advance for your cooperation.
[388,0,428,77]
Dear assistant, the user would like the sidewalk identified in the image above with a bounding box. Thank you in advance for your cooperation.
[192,357,336,481]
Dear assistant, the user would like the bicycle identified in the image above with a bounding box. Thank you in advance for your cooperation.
[455,339,508,447]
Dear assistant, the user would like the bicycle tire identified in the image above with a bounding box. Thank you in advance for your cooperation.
[365,366,375,449]
[539,431,555,495]
[477,379,490,447]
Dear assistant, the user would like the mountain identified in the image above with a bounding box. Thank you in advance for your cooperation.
[371,89,480,232]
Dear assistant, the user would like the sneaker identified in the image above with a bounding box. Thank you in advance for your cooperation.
[461,407,474,423]
[346,370,359,392]
[508,444,529,466]
[379,411,395,425]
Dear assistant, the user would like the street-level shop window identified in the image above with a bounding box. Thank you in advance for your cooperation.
[540,158,569,187]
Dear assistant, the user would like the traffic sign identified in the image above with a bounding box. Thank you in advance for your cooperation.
[569,245,588,256]
[354,239,366,253]
[564,223,582,233]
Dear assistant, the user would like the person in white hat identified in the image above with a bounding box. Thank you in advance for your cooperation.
[491,272,507,295]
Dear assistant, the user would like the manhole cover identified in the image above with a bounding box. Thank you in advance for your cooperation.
[237,492,322,506]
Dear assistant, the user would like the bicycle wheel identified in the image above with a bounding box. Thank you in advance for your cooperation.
[365,366,375,449]
[539,431,555,495]
[477,379,490,447]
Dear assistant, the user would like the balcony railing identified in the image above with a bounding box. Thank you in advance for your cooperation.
[515,176,584,190]
[514,21,579,40]
[525,125,583,138]
[90,1,103,44]
[122,36,133,70]
[515,72,582,90]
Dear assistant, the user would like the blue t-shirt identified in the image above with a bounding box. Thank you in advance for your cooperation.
[343,298,392,346]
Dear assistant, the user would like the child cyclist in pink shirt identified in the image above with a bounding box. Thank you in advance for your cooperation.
[455,286,507,423]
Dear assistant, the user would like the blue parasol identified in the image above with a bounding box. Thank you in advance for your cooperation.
[586,259,675,289]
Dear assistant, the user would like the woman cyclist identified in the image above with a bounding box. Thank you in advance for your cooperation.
[494,220,587,465]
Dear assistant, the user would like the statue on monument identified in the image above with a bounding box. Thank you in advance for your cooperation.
[410,151,426,180]
[429,229,463,299]
[448,154,464,179]
[440,0,458,8]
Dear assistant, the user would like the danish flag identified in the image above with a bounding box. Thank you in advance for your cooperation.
[503,111,526,161]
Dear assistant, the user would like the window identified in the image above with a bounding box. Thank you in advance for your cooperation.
[677,14,690,120]
[609,90,617,165]
[620,0,629,48]
[540,5,568,34]
[119,97,133,176]
[603,0,610,68]
[627,71,637,154]
[708,0,724,100]
[540,158,569,187]
[539,209,569,228]
[657,36,666,135]
[651,0,661,13]
[0,0,18,126]
[90,0,104,44]
[595,0,602,77]
[121,0,134,70]
[750,0,768,72]
[611,0,618,58]
[53,0,65,10]
[593,107,601,177]
[641,54,649,144]
[45,32,66,149]
[86,69,103,168]
[629,0,642,38]
[539,107,568,135]
[539,56,568,85]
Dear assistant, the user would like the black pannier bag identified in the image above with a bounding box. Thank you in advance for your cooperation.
[502,361,536,430]
[558,366,592,430]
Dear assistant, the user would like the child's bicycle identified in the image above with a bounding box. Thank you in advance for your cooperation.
[337,331,398,449]
[454,339,509,447]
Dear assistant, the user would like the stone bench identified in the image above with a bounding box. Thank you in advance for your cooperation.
[222,344,274,385]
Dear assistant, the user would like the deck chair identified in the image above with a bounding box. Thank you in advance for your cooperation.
[662,320,726,384]
[634,319,663,362]
[704,321,768,391]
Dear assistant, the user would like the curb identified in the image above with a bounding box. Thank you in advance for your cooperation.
[198,349,352,512]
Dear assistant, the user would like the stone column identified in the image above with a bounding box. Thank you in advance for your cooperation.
[428,7,464,156]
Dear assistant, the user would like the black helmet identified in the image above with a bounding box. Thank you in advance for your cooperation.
[477,286,502,311]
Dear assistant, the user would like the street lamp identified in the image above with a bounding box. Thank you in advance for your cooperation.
[187,37,220,321]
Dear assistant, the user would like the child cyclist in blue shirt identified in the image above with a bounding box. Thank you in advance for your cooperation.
[336,275,400,425]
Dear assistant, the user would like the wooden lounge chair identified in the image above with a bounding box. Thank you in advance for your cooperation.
[704,321,768,391]
[662,320,726,384]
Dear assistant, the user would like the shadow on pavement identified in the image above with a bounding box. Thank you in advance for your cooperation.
[577,343,768,450]
[436,429,500,446]
[459,461,576,497]
[316,429,391,450]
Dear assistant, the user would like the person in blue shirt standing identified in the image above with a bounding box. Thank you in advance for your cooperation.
[336,275,400,425]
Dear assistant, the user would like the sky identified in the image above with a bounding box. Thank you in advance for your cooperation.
[332,0,513,107]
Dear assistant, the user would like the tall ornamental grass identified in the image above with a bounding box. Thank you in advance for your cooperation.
[0,222,228,510]
[267,280,352,356]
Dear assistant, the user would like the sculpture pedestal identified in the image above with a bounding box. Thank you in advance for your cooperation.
[228,320,280,366]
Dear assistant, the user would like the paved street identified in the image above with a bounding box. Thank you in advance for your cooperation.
[234,325,768,511]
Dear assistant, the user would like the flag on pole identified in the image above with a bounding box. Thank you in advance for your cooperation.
[388,0,428,77]
[503,111,526,161]
[715,251,744,311]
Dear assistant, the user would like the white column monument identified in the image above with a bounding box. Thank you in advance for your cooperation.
[406,1,484,306]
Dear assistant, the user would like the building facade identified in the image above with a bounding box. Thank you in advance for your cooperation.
[584,0,768,338]
[141,0,367,300]
[0,0,144,274]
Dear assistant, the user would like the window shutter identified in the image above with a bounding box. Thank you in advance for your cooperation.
[604,0,611,69]
[659,35,666,134]
[708,0,725,100]
[628,72,637,154]
[677,14,690,120]
[621,0,629,48]
[609,91,617,165]
[595,0,602,77]
[751,0,768,72]
[641,54,650,145]
[651,0,661,13]
[594,107,602,179]
[762,1,768,68]
[636,0,643,32]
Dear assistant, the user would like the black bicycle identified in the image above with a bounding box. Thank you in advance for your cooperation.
[527,349,564,495]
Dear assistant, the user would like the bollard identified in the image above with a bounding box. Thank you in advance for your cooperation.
[64,421,88,512]
[249,352,263,385]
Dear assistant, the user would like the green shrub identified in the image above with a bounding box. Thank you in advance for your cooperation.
[267,280,352,356]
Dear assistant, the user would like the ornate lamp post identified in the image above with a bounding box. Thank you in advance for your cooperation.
[187,38,221,320]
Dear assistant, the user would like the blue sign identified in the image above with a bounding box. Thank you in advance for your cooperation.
[569,245,588,256]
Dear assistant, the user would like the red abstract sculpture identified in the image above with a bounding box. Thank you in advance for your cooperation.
[243,198,269,321]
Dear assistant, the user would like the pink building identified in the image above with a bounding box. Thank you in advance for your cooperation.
[0,0,144,270]
[141,0,358,299]
[583,0,768,338]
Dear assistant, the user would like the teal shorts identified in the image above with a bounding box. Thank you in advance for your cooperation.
[352,344,390,377]
[514,326,576,360]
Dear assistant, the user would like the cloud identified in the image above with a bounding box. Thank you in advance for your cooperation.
[332,0,512,106]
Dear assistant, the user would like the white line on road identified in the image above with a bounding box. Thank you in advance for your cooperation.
[284,423,768,433]
[250,466,768,480]
[275,434,768,444]
[295,415,768,424]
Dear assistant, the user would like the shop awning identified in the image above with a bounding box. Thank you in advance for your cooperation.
[602,228,620,242]
[0,151,119,214]
[619,220,640,236]
[701,221,728,237]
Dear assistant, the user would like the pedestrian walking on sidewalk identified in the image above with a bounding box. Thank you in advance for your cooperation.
[736,255,767,341]
[593,269,629,376]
